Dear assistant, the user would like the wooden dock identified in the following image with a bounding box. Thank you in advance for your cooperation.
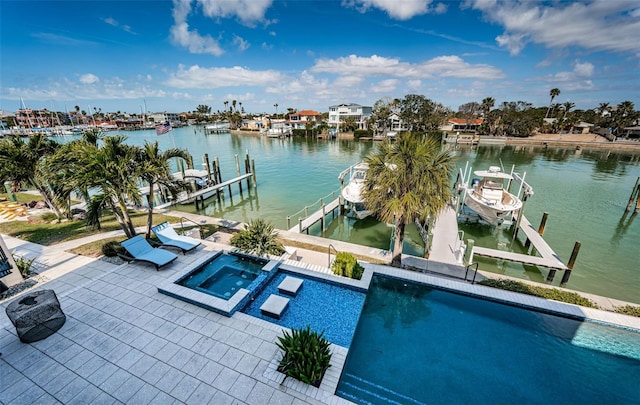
[185,173,253,202]
[471,213,568,271]
[288,197,341,233]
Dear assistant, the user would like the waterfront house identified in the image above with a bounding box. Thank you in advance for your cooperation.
[328,103,372,130]
[287,110,322,129]
[441,118,484,133]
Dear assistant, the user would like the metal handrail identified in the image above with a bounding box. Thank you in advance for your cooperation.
[328,244,338,268]
[179,217,204,236]
[464,262,479,284]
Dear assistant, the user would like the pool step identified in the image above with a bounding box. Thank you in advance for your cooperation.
[337,372,426,405]
[260,294,290,319]
[282,259,332,275]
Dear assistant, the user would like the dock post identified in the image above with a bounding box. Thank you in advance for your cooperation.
[244,151,251,189]
[287,216,291,230]
[298,218,303,233]
[321,203,326,232]
[546,269,557,282]
[215,157,222,183]
[560,241,581,285]
[463,239,474,265]
[512,194,528,240]
[305,206,309,218]
[251,159,257,187]
[525,212,548,249]
[626,177,640,213]
[204,154,212,185]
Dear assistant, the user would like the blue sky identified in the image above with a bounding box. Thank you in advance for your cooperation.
[1,0,639,115]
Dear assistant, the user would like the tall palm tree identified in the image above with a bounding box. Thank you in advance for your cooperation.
[363,134,455,266]
[137,141,190,238]
[546,88,560,118]
[274,103,279,118]
[0,134,63,219]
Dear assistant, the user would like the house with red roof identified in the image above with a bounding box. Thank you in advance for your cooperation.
[288,109,322,129]
[441,118,484,133]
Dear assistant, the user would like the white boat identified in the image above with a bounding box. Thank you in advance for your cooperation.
[339,162,372,219]
[463,166,523,224]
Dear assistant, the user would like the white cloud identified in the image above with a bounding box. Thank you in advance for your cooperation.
[79,74,100,84]
[342,0,444,20]
[371,79,399,93]
[232,35,250,52]
[170,0,224,56]
[573,61,594,77]
[311,54,505,80]
[165,64,284,88]
[102,17,135,34]
[466,0,640,56]
[407,79,422,91]
[197,0,273,26]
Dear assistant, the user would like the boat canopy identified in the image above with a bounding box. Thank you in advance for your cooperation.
[473,166,512,179]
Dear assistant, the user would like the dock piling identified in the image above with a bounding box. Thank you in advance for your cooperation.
[560,241,581,285]
[626,177,640,213]
[235,155,243,194]
[251,160,257,187]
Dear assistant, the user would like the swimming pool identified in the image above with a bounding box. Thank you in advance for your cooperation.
[337,275,640,404]
[177,252,268,299]
[241,270,366,348]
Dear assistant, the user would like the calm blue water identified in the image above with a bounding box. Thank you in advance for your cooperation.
[337,276,640,404]
[177,253,267,299]
[242,271,366,348]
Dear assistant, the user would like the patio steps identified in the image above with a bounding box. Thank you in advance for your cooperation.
[282,259,333,275]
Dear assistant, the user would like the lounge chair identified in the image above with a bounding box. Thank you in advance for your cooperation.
[119,235,178,270]
[151,222,202,254]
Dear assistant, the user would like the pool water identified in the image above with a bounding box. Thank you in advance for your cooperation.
[242,271,366,348]
[337,276,640,404]
[178,253,268,300]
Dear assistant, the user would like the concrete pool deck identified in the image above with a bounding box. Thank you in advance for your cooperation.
[1,231,639,405]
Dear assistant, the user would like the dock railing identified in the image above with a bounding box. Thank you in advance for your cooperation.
[286,189,341,230]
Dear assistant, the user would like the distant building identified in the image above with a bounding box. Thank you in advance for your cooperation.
[440,118,484,132]
[147,112,182,126]
[328,103,372,130]
[288,110,322,129]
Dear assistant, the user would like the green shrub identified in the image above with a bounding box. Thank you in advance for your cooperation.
[478,279,598,308]
[353,129,373,139]
[101,241,125,257]
[12,252,36,277]
[230,219,285,257]
[276,325,332,387]
[614,305,640,317]
[331,251,364,279]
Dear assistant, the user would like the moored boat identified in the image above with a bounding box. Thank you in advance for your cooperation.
[463,166,523,224]
[339,162,372,219]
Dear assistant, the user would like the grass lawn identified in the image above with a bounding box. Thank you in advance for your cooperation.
[0,210,183,246]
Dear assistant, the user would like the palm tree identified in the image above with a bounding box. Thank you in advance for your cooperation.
[0,134,63,219]
[481,97,495,118]
[137,142,190,238]
[563,101,575,120]
[363,134,455,266]
[230,219,285,257]
[60,135,142,237]
[546,88,560,118]
[274,103,279,118]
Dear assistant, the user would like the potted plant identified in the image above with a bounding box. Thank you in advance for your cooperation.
[276,325,332,387]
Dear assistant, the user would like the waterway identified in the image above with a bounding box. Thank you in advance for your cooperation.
[64,127,639,303]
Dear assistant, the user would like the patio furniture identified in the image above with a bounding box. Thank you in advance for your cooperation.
[151,222,202,254]
[119,235,178,270]
[6,289,66,343]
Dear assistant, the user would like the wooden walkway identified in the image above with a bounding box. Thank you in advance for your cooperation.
[288,197,340,233]
[471,214,567,270]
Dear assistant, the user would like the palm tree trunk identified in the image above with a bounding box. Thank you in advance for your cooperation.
[391,219,405,267]
[115,197,137,237]
[106,200,132,237]
[146,183,155,238]
[33,181,63,219]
